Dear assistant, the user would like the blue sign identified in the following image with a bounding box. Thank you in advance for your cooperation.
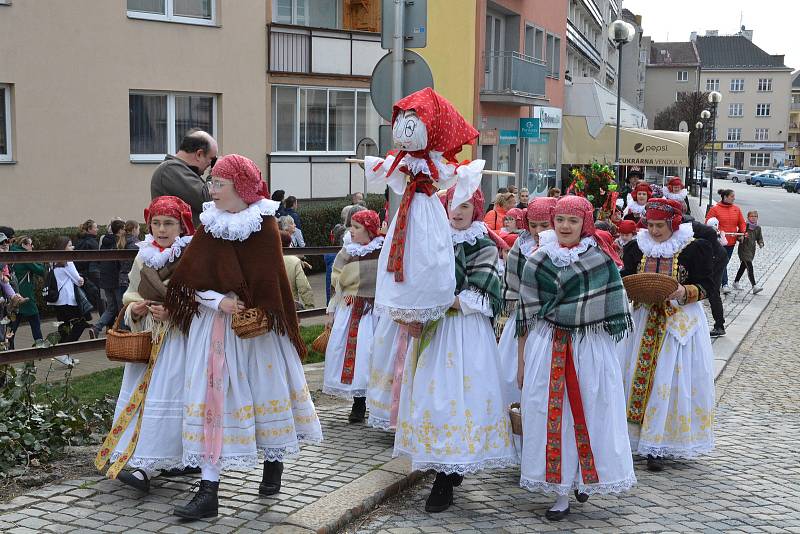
[528,132,550,145]
[499,130,518,145]
[519,118,540,139]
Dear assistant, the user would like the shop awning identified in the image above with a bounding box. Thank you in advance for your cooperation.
[562,115,690,166]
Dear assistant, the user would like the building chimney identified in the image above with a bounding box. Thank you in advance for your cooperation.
[690,31,697,41]
[738,26,754,41]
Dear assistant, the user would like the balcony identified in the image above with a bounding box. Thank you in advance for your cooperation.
[567,20,602,69]
[268,24,383,77]
[792,102,800,111]
[481,51,548,105]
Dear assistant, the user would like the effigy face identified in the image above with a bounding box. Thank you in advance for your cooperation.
[392,111,428,151]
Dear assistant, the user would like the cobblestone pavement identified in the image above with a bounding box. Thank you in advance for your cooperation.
[349,257,800,534]
[0,395,394,533]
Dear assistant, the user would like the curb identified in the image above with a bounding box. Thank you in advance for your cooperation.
[269,454,424,534]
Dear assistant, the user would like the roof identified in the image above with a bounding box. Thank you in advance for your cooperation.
[695,35,788,70]
[793,71,800,89]
[648,42,699,67]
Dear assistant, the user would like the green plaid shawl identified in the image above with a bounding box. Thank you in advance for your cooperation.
[503,231,536,303]
[454,236,503,316]
[516,242,631,340]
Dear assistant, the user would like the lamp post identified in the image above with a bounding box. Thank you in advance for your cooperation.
[706,91,722,212]
[698,109,712,203]
[694,121,704,199]
[608,19,636,185]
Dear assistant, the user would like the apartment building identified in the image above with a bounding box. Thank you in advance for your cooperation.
[643,41,702,126]
[566,0,623,91]
[620,8,646,112]
[789,71,800,167]
[0,0,269,229]
[694,33,792,171]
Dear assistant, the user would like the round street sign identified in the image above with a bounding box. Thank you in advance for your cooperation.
[355,137,378,170]
[370,50,434,122]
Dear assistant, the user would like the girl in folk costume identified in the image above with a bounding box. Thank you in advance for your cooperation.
[394,186,517,514]
[165,155,322,520]
[516,196,635,522]
[95,196,196,491]
[497,197,557,408]
[663,176,691,215]
[618,198,715,473]
[623,182,653,222]
[323,209,385,422]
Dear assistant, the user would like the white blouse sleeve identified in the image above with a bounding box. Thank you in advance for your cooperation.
[64,262,82,284]
[457,288,493,317]
[195,290,226,311]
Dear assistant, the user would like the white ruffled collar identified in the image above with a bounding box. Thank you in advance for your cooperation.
[537,230,596,267]
[636,222,694,258]
[662,189,688,201]
[451,221,488,245]
[627,202,647,215]
[345,235,384,257]
[199,199,280,241]
[401,152,453,179]
[517,231,538,258]
[136,235,193,269]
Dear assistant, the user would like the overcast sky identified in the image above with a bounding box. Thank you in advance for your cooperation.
[623,0,799,72]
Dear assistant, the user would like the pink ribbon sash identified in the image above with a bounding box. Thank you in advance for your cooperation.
[204,311,227,464]
[389,325,410,429]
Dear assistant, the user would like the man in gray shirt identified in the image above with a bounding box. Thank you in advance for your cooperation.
[150,129,218,226]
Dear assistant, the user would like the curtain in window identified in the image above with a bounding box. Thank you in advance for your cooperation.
[0,88,7,155]
[127,0,165,14]
[174,95,213,150]
[300,89,327,151]
[130,94,168,155]
[273,86,298,151]
[329,91,354,151]
[274,0,293,23]
[308,0,338,28]
[173,0,212,19]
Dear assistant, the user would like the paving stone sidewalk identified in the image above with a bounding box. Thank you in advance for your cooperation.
[348,255,800,534]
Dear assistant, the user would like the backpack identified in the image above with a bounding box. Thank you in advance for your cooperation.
[42,266,60,303]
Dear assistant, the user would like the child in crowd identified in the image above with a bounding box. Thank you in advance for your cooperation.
[733,210,764,294]
[0,233,29,309]
[706,218,729,247]
[623,183,652,222]
[616,220,638,250]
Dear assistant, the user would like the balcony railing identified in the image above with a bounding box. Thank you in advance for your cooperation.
[791,102,800,111]
[482,51,547,100]
[268,23,383,77]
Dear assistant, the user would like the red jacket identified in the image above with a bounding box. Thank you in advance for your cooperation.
[706,202,746,246]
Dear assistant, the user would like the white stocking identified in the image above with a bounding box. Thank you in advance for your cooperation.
[201,462,221,482]
[549,493,570,512]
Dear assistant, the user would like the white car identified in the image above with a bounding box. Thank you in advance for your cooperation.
[729,170,756,183]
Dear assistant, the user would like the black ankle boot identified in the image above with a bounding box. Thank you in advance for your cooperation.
[349,396,367,423]
[425,472,453,513]
[259,460,284,496]
[448,473,463,487]
[647,455,664,472]
[173,480,219,520]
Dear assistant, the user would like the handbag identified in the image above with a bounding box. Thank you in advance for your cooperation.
[74,284,94,320]
[105,304,152,363]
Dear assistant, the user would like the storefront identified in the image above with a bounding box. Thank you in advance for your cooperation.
[720,142,788,171]
[524,106,562,196]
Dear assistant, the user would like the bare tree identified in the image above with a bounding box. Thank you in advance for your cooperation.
[654,91,710,193]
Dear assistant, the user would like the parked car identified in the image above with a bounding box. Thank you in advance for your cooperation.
[782,173,800,192]
[689,169,708,187]
[750,172,786,187]
[712,166,737,179]
[729,170,757,183]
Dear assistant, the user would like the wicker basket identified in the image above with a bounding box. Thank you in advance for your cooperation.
[623,273,679,304]
[105,304,152,363]
[509,402,523,436]
[311,325,331,354]
[231,307,268,339]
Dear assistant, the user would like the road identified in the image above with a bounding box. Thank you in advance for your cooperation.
[697,178,800,227]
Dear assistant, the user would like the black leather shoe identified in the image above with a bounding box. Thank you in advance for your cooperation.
[424,472,453,513]
[710,327,726,338]
[349,397,367,423]
[259,460,284,496]
[647,455,664,472]
[161,466,201,477]
[116,469,150,493]
[545,506,571,521]
[173,480,219,520]
[448,473,463,487]
[574,489,589,503]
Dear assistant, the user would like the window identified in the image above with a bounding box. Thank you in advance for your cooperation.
[730,79,744,92]
[723,152,733,166]
[758,78,773,92]
[271,86,380,153]
[544,33,561,78]
[676,91,688,102]
[127,0,215,25]
[727,128,742,141]
[273,0,340,29]
[677,71,688,82]
[728,103,743,117]
[756,103,771,117]
[129,91,216,160]
[750,152,770,167]
[525,25,545,61]
[706,79,719,91]
[0,85,11,161]
[755,128,769,141]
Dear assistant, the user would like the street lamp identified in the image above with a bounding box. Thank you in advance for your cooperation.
[608,19,636,184]
[698,110,711,202]
[694,121,704,197]
[706,91,723,211]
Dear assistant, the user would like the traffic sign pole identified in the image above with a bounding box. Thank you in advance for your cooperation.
[389,0,405,219]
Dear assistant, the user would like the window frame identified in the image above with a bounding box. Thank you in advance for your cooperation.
[756,103,771,117]
[728,103,743,117]
[754,128,769,141]
[677,70,688,83]
[727,128,742,142]
[750,152,770,167]
[729,78,745,92]
[757,78,773,92]
[706,79,719,91]
[270,84,375,156]
[0,84,12,162]
[127,0,217,26]
[129,90,218,162]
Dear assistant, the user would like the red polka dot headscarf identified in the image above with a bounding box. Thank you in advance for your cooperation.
[550,196,596,238]
[211,154,269,205]
[145,196,195,236]
[526,197,558,223]
[350,209,380,238]
[505,208,526,229]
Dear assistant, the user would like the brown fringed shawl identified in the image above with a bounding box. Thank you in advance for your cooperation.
[165,216,306,360]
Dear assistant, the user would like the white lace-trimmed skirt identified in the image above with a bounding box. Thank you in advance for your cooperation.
[519,323,636,496]
[497,309,522,409]
[182,307,323,471]
[393,311,517,474]
[366,313,403,431]
[619,302,715,459]
[110,330,187,473]
[376,192,456,323]
[322,303,375,399]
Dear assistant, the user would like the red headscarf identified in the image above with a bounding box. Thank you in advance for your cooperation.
[595,229,623,267]
[617,219,638,235]
[212,154,269,205]
[505,208,526,229]
[526,197,558,223]
[551,196,596,238]
[633,182,653,199]
[351,209,380,238]
[668,176,684,189]
[145,196,195,236]
[644,198,683,231]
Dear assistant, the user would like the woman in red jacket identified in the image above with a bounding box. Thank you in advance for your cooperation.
[706,188,746,292]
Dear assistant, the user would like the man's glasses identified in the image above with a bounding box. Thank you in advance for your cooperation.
[207,179,231,191]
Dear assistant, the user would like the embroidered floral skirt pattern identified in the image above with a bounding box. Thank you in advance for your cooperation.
[182,307,323,471]
[520,322,636,495]
[323,304,376,399]
[366,313,404,431]
[619,302,715,459]
[496,308,522,409]
[393,311,517,474]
